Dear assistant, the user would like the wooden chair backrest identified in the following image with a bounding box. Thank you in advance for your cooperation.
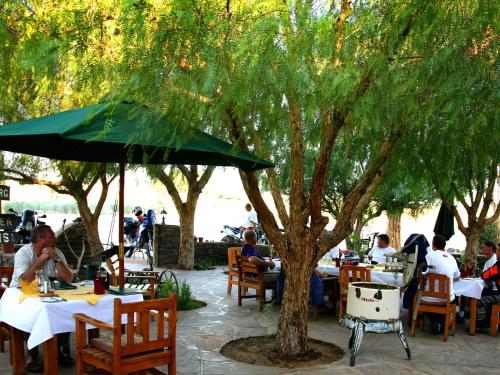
[237,255,263,285]
[420,273,450,301]
[228,247,241,273]
[0,266,14,297]
[106,254,120,278]
[339,265,371,294]
[113,294,177,357]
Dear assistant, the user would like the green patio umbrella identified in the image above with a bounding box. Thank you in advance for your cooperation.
[433,203,455,241]
[0,100,273,287]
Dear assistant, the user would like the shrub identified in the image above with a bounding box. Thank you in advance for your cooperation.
[158,278,203,311]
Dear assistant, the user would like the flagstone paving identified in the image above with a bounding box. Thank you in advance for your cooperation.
[1,262,499,374]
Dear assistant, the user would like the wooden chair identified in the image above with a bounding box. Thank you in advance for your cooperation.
[0,266,13,355]
[227,247,241,294]
[106,254,159,299]
[74,294,176,375]
[237,255,277,311]
[339,265,371,321]
[490,303,500,337]
[411,274,456,341]
[312,276,338,320]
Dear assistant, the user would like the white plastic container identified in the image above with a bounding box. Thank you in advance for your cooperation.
[346,282,400,321]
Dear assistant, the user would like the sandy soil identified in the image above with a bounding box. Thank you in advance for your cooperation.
[220,335,345,368]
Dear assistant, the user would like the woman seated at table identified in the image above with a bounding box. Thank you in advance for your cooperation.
[11,225,74,372]
[310,266,329,307]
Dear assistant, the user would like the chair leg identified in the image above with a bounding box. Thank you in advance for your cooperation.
[411,315,416,337]
[0,330,4,353]
[443,312,449,342]
[227,277,232,294]
[168,359,176,375]
[237,284,242,306]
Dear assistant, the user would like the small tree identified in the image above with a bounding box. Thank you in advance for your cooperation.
[150,165,214,270]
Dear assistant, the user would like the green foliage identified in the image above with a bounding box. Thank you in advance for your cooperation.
[158,278,201,311]
[193,258,224,270]
[480,222,500,244]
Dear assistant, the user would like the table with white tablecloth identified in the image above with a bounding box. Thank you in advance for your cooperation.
[317,264,404,287]
[0,286,143,374]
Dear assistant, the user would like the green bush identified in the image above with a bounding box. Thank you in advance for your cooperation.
[480,221,499,244]
[158,278,202,311]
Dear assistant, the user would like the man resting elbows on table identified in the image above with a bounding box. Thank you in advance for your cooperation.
[10,224,74,372]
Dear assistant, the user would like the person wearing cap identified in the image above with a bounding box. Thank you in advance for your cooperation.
[482,240,497,272]
[367,234,396,264]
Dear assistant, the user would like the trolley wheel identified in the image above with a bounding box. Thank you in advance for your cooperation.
[158,270,179,295]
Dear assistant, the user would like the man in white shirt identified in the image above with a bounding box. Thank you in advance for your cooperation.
[422,235,460,333]
[11,225,74,371]
[368,234,396,264]
[244,203,258,231]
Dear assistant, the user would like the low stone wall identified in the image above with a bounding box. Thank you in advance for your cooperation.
[154,224,270,266]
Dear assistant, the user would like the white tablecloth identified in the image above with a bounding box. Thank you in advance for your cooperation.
[317,265,404,287]
[453,278,486,300]
[316,266,486,299]
[0,287,143,349]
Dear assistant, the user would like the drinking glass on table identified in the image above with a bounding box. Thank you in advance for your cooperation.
[47,266,58,292]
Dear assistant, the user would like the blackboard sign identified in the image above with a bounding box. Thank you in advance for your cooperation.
[0,214,21,230]
[0,232,19,244]
[0,185,10,200]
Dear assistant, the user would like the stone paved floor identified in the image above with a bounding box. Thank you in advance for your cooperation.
[1,260,499,374]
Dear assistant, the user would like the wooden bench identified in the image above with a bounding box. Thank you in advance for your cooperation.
[237,255,277,311]
[106,254,158,299]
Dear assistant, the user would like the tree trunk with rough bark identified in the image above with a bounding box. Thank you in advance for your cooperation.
[275,254,312,357]
[178,202,196,270]
[463,227,481,272]
[75,197,104,256]
[387,211,402,250]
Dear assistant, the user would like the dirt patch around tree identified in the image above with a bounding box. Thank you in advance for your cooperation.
[220,335,344,368]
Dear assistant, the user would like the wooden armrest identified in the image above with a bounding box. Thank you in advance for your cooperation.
[73,313,115,331]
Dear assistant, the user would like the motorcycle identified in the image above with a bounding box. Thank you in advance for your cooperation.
[124,206,144,248]
[8,208,47,244]
[220,225,243,243]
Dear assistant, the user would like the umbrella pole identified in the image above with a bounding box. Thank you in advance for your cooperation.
[119,159,125,289]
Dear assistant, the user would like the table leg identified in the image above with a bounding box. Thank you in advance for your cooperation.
[469,298,477,336]
[43,336,58,375]
[9,326,25,375]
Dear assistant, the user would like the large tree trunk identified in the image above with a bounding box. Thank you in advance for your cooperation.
[387,211,402,250]
[75,198,104,256]
[463,227,481,272]
[275,253,312,357]
[178,202,196,270]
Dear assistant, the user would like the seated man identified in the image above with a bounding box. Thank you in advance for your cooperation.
[422,235,460,333]
[11,224,74,372]
[368,234,396,265]
[241,230,278,284]
[476,240,500,329]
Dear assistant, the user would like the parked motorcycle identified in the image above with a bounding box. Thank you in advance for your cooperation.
[220,225,243,243]
[8,208,47,244]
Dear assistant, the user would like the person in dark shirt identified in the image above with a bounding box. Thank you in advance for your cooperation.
[241,230,279,283]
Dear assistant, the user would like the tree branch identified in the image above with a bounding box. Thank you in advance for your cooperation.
[156,169,184,211]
